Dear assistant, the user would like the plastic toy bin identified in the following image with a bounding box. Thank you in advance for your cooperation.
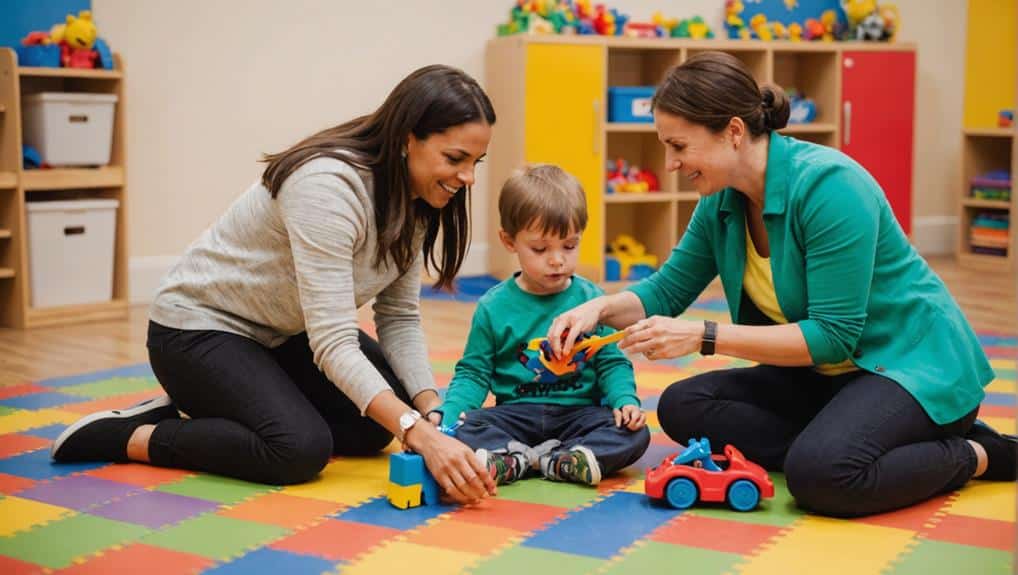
[22,92,118,167]
[608,86,655,123]
[27,199,119,308]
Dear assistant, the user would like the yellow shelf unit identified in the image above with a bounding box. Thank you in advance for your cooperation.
[0,48,129,328]
[485,36,914,282]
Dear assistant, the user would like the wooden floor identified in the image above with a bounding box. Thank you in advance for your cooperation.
[0,256,1013,387]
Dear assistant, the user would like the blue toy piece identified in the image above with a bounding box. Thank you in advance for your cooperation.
[665,477,699,509]
[727,479,761,512]
[672,437,722,472]
[23,146,42,169]
[14,45,60,68]
[93,38,114,70]
[387,422,461,509]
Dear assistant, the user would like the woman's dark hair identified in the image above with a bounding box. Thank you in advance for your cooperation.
[261,65,496,289]
[652,51,789,137]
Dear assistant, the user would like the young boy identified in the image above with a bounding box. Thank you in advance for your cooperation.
[432,164,650,486]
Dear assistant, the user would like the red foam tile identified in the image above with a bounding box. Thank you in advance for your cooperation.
[449,497,568,533]
[650,433,678,447]
[60,390,164,415]
[977,404,1013,418]
[57,543,214,575]
[0,554,45,574]
[650,514,784,554]
[982,346,1017,358]
[219,492,344,528]
[0,434,50,459]
[270,518,400,561]
[83,463,194,488]
[921,513,1015,551]
[0,383,48,400]
[0,472,35,494]
[855,494,952,531]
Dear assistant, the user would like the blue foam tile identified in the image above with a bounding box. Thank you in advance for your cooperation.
[640,394,661,411]
[40,363,155,388]
[0,448,106,480]
[979,334,1018,347]
[522,491,677,559]
[335,496,455,531]
[0,392,90,410]
[983,392,1016,406]
[22,424,68,440]
[205,548,339,575]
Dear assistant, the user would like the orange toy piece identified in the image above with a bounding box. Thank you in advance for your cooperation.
[526,331,625,378]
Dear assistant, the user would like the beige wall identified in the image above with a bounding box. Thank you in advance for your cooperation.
[91,0,966,301]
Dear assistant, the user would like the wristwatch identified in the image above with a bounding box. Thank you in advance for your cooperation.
[398,409,423,448]
[700,320,717,356]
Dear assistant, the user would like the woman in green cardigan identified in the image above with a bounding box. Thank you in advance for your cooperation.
[548,52,1015,517]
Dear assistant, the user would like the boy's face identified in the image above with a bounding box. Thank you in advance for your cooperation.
[499,224,582,295]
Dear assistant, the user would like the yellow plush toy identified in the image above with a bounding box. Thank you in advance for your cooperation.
[60,11,99,68]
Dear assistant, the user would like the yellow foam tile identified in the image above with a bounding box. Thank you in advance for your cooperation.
[979,417,1015,434]
[0,408,80,434]
[738,516,915,575]
[623,479,646,494]
[990,359,1015,370]
[946,481,1016,522]
[986,379,1015,394]
[645,411,660,429]
[340,541,481,575]
[0,496,74,536]
[282,463,385,505]
[324,456,393,480]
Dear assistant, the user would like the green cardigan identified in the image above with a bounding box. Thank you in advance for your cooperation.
[629,132,993,425]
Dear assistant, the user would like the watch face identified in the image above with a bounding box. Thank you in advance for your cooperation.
[400,411,419,430]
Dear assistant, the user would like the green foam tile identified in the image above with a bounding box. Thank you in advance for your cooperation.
[496,479,602,509]
[156,474,276,504]
[687,473,804,527]
[0,513,149,568]
[470,545,604,575]
[58,377,160,399]
[0,406,18,416]
[142,513,290,560]
[429,359,457,374]
[885,539,1012,575]
[603,542,742,574]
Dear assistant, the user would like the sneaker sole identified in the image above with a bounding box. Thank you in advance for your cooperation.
[572,445,602,485]
[51,395,174,460]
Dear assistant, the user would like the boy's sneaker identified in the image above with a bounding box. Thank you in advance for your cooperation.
[51,395,179,463]
[540,445,602,486]
[966,419,1018,481]
[508,439,561,470]
[476,448,529,485]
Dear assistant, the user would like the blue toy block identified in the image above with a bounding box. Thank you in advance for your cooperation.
[605,256,621,282]
[421,468,440,504]
[389,452,427,486]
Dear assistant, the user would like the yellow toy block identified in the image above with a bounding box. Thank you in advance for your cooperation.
[387,481,422,510]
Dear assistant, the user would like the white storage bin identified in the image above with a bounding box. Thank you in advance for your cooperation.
[22,92,118,167]
[27,199,119,308]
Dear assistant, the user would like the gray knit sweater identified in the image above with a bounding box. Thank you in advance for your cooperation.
[150,157,436,413]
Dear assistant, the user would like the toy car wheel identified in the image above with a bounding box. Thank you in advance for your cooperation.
[727,479,760,511]
[665,477,699,509]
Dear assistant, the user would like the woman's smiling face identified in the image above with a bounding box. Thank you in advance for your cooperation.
[655,109,739,197]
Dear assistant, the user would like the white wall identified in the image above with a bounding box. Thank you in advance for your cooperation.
[91,0,965,302]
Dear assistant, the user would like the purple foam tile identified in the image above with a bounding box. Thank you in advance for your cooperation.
[90,489,220,528]
[16,475,141,510]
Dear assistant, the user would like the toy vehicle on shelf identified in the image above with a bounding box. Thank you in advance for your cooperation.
[645,437,774,511]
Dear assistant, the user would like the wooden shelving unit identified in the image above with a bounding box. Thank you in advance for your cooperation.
[485,36,916,281]
[0,48,128,328]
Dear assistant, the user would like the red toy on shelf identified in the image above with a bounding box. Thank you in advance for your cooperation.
[645,437,774,511]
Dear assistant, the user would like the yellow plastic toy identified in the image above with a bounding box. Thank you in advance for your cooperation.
[788,22,803,41]
[610,234,658,280]
[750,14,774,41]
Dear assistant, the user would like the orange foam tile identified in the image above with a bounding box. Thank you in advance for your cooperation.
[270,518,400,561]
[0,472,35,495]
[0,434,50,459]
[58,543,214,575]
[403,517,523,554]
[219,492,345,528]
[84,463,195,488]
[60,390,164,415]
[0,554,45,574]
[855,494,952,531]
[0,383,47,400]
[650,514,785,554]
[448,496,568,532]
[920,513,1015,551]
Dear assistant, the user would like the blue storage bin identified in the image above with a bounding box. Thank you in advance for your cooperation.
[15,45,60,68]
[608,86,655,123]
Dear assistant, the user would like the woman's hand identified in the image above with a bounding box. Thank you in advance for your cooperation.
[405,423,496,504]
[619,316,705,361]
[547,296,607,359]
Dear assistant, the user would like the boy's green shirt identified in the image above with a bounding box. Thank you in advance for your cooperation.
[440,274,639,426]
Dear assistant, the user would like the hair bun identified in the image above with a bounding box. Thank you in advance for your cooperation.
[760,84,790,132]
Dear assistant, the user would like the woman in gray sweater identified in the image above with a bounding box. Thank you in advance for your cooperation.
[52,65,498,503]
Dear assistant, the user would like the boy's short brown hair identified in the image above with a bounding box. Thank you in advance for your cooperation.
[498,164,588,238]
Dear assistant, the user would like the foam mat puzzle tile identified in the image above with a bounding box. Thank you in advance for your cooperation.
[493,477,603,508]
[469,545,605,575]
[57,542,215,575]
[0,408,79,434]
[84,462,195,487]
[0,513,149,569]
[0,495,73,536]
[649,514,786,554]
[945,481,1017,522]
[56,376,161,399]
[342,541,481,575]
[0,448,106,480]
[141,514,291,560]
[218,491,345,529]
[0,433,49,459]
[918,513,1015,551]
[205,547,338,575]
[336,495,455,530]
[156,474,277,504]
[269,518,400,561]
[90,489,221,528]
[402,517,524,554]
[15,475,141,510]
[884,539,1012,575]
[602,541,742,575]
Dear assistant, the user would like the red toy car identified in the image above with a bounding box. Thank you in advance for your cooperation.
[645,438,775,511]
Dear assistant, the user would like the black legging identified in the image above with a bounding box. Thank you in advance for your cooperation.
[657,365,979,517]
[145,321,411,485]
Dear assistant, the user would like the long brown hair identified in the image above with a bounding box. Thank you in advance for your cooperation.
[653,51,789,137]
[261,65,496,289]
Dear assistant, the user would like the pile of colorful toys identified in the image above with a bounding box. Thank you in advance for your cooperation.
[496,1,713,38]
[788,89,818,124]
[606,158,660,194]
[725,0,899,42]
[15,10,114,69]
[605,234,657,282]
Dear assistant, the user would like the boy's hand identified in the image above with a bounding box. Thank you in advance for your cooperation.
[613,405,646,430]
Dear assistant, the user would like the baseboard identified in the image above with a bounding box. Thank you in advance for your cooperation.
[129,255,178,304]
[912,216,959,256]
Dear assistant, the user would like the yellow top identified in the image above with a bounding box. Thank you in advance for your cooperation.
[743,222,857,376]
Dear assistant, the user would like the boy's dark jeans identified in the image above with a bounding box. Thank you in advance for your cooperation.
[455,403,651,475]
